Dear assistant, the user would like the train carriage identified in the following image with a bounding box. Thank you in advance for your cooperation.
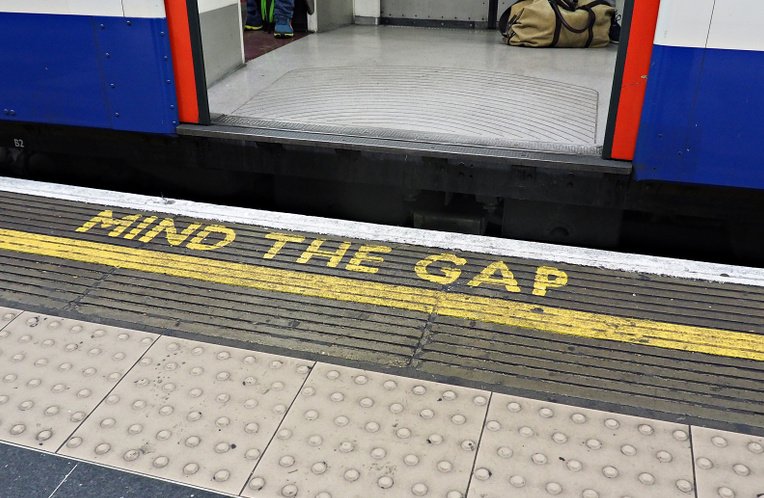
[0,0,762,252]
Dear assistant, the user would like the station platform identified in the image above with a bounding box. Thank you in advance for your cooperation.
[195,25,618,157]
[0,177,762,497]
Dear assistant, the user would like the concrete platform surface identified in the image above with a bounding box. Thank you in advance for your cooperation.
[0,177,763,496]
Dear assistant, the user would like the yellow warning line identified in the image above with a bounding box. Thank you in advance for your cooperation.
[1,228,763,361]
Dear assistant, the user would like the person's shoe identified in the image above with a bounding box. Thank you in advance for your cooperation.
[274,20,294,38]
[244,12,263,31]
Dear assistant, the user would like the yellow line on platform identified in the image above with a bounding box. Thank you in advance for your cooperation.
[1,228,762,361]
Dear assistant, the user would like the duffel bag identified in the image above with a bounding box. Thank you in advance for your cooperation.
[502,0,615,48]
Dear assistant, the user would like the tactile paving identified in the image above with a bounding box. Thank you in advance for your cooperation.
[692,426,764,498]
[0,307,20,329]
[60,336,313,495]
[245,363,490,498]
[0,312,158,451]
[469,393,695,498]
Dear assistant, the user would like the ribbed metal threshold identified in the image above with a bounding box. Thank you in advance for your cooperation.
[177,121,631,175]
[222,66,602,155]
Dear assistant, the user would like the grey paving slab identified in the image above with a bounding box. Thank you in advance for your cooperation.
[469,393,695,497]
[60,336,314,495]
[0,441,227,498]
[0,441,78,497]
[51,456,227,498]
[692,426,764,498]
[0,312,158,451]
[244,363,491,498]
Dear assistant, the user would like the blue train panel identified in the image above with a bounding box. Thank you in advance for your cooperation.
[634,45,764,190]
[0,13,179,134]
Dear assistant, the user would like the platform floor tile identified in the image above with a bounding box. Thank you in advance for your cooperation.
[692,426,764,498]
[60,336,314,495]
[469,393,695,498]
[0,312,158,452]
[0,306,20,329]
[244,363,491,498]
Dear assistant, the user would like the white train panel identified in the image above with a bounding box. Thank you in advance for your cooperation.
[122,0,167,18]
[0,0,165,18]
[653,0,714,48]
[707,0,764,52]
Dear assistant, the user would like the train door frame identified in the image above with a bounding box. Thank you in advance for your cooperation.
[602,0,660,162]
[165,0,212,126]
[168,0,659,162]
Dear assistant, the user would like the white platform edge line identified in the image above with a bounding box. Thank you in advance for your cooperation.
[1,177,763,287]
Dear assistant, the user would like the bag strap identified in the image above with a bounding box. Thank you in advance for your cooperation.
[549,0,611,47]
[498,6,512,35]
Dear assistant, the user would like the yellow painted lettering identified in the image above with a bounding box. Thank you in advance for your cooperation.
[185,225,237,251]
[533,266,568,296]
[263,233,305,260]
[468,261,521,293]
[296,239,352,268]
[75,210,140,237]
[123,216,158,240]
[139,218,202,246]
[414,253,467,285]
[345,245,392,274]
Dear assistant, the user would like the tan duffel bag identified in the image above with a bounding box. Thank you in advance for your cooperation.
[502,0,615,48]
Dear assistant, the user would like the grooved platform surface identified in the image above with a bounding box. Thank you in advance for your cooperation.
[0,186,763,437]
[208,25,618,153]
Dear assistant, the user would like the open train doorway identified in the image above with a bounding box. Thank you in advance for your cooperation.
[194,0,639,157]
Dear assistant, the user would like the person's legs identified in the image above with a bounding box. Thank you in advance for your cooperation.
[245,0,263,30]
[273,0,295,37]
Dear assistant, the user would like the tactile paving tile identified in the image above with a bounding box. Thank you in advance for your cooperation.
[692,426,764,498]
[245,363,491,498]
[61,336,313,495]
[0,312,158,451]
[469,393,695,498]
[0,307,20,330]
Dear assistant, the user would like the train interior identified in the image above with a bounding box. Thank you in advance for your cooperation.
[198,0,625,156]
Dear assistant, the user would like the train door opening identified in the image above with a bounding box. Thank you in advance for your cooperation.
[192,0,647,159]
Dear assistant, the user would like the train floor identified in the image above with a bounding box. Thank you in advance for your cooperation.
[203,25,619,155]
[0,177,762,497]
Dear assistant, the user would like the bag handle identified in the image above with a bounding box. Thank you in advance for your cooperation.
[549,0,611,47]
[550,0,595,34]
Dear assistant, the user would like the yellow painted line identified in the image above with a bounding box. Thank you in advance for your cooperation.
[1,228,763,361]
